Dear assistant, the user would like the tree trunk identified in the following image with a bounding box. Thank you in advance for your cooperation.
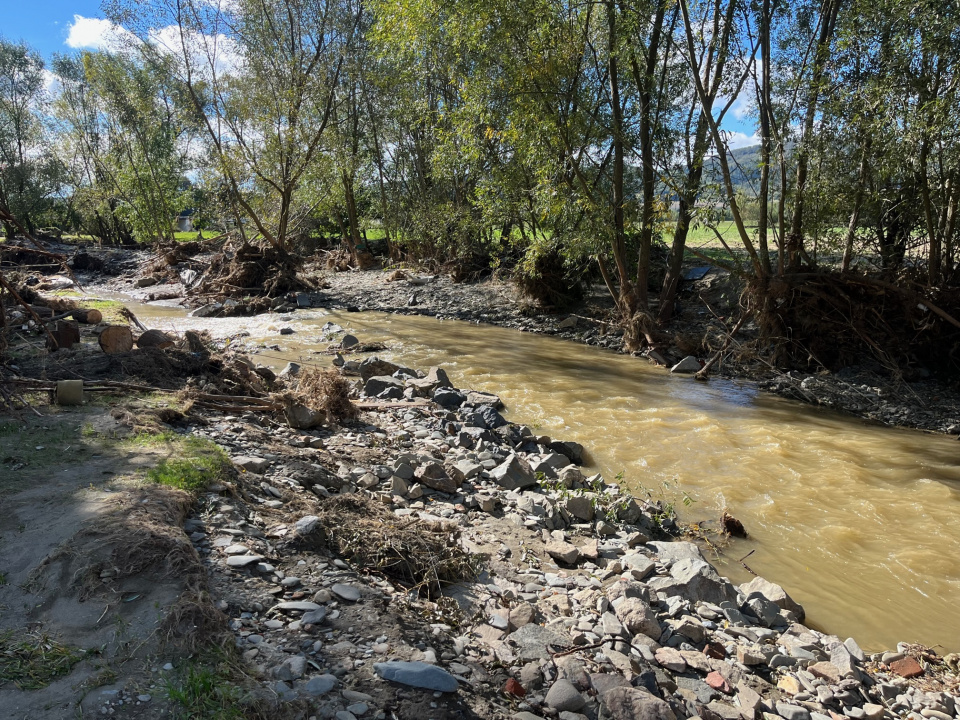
[98,325,134,354]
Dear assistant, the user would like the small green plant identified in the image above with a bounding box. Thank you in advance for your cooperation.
[146,437,229,494]
[0,631,84,690]
[0,572,7,585]
[164,657,245,720]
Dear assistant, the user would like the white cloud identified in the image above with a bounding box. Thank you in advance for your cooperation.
[65,15,136,52]
[722,131,761,150]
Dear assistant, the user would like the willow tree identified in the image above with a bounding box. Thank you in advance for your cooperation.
[0,39,63,237]
[108,0,359,251]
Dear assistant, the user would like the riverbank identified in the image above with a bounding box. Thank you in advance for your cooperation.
[6,238,959,435]
[4,350,958,719]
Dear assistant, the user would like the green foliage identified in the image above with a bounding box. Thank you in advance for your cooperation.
[163,656,245,720]
[0,631,84,690]
[145,436,229,494]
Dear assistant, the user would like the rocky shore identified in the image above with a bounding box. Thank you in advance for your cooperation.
[86,352,960,720]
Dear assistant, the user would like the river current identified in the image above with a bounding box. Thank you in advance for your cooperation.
[130,302,960,652]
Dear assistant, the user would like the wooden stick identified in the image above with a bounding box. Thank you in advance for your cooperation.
[696,311,751,380]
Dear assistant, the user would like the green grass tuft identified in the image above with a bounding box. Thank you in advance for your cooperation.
[0,631,84,690]
[146,437,229,494]
[164,657,245,719]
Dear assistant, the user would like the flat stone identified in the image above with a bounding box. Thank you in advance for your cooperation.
[546,541,580,565]
[331,584,361,602]
[226,554,263,567]
[224,544,249,555]
[374,661,458,692]
[564,495,595,522]
[706,671,733,694]
[622,553,655,580]
[655,647,687,673]
[508,623,571,661]
[889,656,924,678]
[233,456,269,473]
[776,703,811,720]
[601,686,677,720]
[808,661,840,684]
[545,679,586,712]
[276,601,323,612]
[304,674,338,696]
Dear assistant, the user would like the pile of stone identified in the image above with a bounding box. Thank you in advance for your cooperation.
[173,362,959,720]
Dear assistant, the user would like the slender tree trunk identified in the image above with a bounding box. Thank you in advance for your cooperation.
[842,139,871,272]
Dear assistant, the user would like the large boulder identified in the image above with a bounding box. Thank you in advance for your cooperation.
[432,387,466,409]
[739,576,805,621]
[647,557,736,605]
[359,357,401,381]
[364,375,404,397]
[490,454,536,490]
[413,462,458,493]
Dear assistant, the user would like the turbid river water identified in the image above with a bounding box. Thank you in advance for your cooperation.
[129,301,960,652]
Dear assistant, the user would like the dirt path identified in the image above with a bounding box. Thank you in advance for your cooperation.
[0,408,198,720]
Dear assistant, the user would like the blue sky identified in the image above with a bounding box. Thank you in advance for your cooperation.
[4,0,759,146]
[4,0,106,59]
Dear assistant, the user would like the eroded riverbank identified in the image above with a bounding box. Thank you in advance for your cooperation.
[108,300,960,654]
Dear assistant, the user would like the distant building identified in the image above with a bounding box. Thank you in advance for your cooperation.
[175,209,195,233]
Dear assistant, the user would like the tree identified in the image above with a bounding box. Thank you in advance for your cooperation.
[0,38,63,238]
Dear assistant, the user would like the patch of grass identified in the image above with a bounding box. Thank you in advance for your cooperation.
[0,572,7,585]
[174,231,201,242]
[146,436,230,494]
[0,631,84,690]
[164,655,245,720]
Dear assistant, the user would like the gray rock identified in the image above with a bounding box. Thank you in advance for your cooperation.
[565,495,595,522]
[294,515,320,536]
[647,557,736,605]
[414,462,458,493]
[233,456,270,473]
[276,601,323,612]
[341,334,359,349]
[332,584,361,602]
[279,362,301,378]
[465,390,502,408]
[508,624,571,660]
[490,454,537,490]
[359,357,400,381]
[373,661,458,692]
[545,679,586,712]
[303,674,338,696]
[601,686,677,720]
[615,597,663,640]
[647,540,704,564]
[274,655,307,681]
[670,356,701,373]
[301,608,327,625]
[189,302,222,318]
[226,554,264,567]
[545,541,580,565]
[432,387,466,409]
[739,576,805,621]
[621,553,655,580]
[364,375,404,397]
[776,704,811,720]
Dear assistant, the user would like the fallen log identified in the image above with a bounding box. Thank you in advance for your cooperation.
[71,308,103,324]
[136,329,175,349]
[98,325,133,354]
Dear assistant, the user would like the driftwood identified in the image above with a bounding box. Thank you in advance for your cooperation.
[98,325,134,354]
[0,271,61,349]
[136,329,175,349]
[71,308,103,324]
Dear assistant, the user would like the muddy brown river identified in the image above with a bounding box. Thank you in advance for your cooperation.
[131,301,960,652]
